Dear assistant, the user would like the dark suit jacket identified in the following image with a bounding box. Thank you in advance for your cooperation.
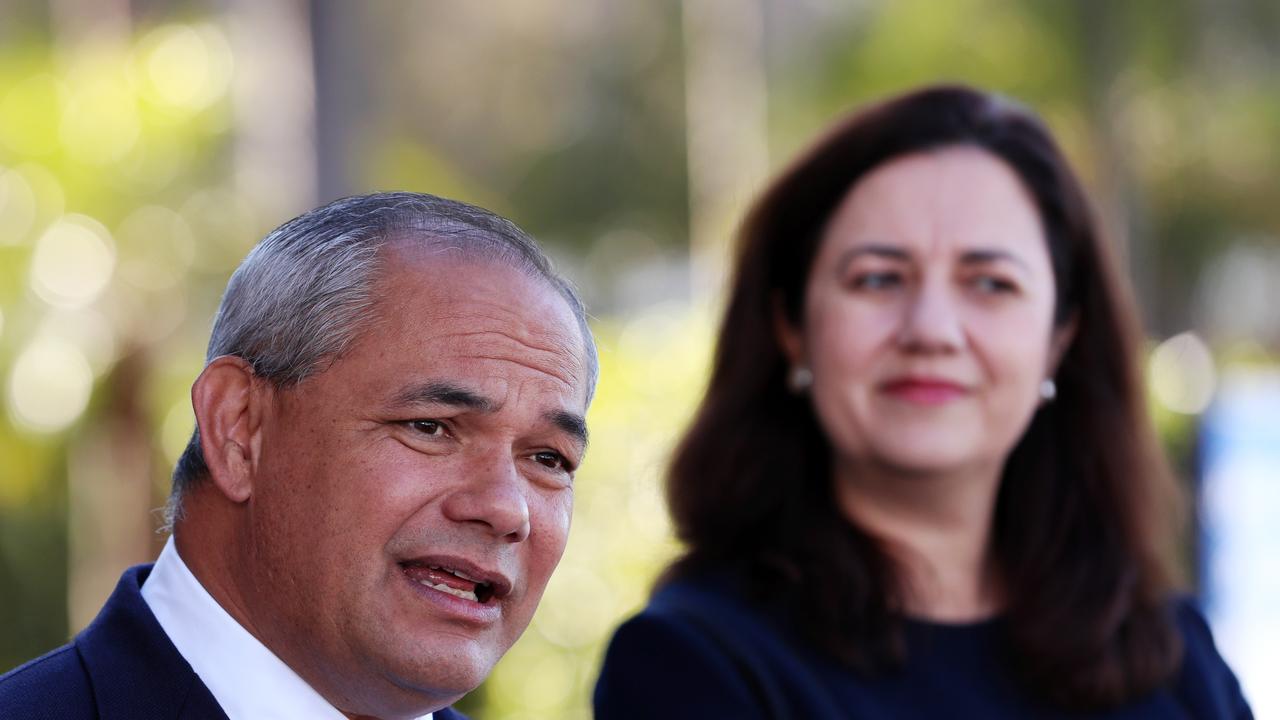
[0,564,468,720]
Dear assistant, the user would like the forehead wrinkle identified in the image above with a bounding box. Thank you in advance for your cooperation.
[436,319,584,373]
[470,353,584,400]
[438,328,577,361]
[428,300,579,351]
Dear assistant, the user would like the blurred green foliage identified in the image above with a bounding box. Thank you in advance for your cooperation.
[1,1,1278,718]
[0,18,244,670]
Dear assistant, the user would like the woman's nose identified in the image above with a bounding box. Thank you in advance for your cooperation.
[896,278,964,353]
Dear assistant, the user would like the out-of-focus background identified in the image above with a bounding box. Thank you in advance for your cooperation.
[1,1,1277,717]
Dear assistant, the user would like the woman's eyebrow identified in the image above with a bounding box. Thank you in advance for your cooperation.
[836,244,911,273]
[840,244,911,263]
[836,245,1034,277]
[958,248,1031,272]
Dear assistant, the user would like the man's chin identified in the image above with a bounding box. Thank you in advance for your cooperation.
[374,641,498,709]
[336,668,481,720]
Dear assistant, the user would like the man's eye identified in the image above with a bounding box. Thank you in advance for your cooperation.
[409,420,446,437]
[533,451,570,472]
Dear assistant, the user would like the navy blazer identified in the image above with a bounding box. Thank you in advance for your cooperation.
[595,573,1254,719]
[0,564,468,720]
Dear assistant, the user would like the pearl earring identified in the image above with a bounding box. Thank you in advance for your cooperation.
[1039,378,1057,401]
[788,366,813,393]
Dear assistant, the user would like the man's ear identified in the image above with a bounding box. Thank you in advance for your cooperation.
[191,356,269,504]
[1048,312,1079,375]
[771,292,805,368]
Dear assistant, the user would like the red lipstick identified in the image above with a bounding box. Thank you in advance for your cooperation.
[880,377,969,405]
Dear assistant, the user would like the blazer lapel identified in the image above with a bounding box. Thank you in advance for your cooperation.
[75,565,229,720]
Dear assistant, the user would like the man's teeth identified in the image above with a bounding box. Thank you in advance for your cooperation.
[429,565,483,584]
[418,579,478,602]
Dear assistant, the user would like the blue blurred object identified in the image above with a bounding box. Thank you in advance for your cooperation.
[1198,366,1280,718]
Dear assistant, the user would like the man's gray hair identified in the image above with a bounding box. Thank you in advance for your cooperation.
[168,191,596,523]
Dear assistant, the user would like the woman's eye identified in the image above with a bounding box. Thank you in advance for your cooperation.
[971,275,1017,294]
[409,419,446,437]
[851,271,903,291]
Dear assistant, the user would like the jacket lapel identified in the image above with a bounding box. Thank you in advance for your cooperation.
[75,565,229,720]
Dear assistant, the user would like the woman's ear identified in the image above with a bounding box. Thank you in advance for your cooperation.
[772,292,805,368]
[1048,312,1079,375]
[190,356,269,504]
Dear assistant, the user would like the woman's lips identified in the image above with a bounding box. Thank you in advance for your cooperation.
[879,378,970,405]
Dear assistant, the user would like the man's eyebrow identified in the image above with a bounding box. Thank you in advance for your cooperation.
[547,410,588,447]
[391,382,586,444]
[958,248,1031,272]
[390,381,497,412]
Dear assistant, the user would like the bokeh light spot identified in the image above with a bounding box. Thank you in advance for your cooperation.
[0,166,38,245]
[15,163,66,223]
[182,188,262,270]
[141,23,234,112]
[39,308,119,376]
[0,74,64,156]
[116,205,196,291]
[30,215,116,308]
[1150,331,1217,414]
[59,64,141,165]
[7,335,94,433]
[517,652,574,712]
[533,565,616,648]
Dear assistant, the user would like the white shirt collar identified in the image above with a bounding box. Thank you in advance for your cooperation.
[141,536,433,720]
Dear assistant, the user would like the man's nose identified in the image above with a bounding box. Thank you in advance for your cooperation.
[896,277,964,353]
[440,455,531,543]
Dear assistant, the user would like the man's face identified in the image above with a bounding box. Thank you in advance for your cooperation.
[240,246,589,715]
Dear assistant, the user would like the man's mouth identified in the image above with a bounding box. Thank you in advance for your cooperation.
[400,561,502,604]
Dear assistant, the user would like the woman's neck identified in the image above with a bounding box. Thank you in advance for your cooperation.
[833,457,1005,623]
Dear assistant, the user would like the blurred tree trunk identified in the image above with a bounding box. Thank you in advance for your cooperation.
[228,0,318,219]
[67,351,159,631]
[310,0,371,204]
[1073,0,1159,333]
[49,0,129,45]
[48,0,157,635]
[682,0,769,302]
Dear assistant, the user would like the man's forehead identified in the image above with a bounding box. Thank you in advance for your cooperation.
[377,244,563,315]
[359,235,594,402]
[380,231,524,277]
[357,251,589,403]
[378,268,581,353]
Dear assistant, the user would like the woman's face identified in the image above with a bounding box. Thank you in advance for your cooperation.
[780,145,1072,479]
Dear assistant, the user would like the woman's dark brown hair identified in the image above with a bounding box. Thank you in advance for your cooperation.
[664,85,1183,710]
